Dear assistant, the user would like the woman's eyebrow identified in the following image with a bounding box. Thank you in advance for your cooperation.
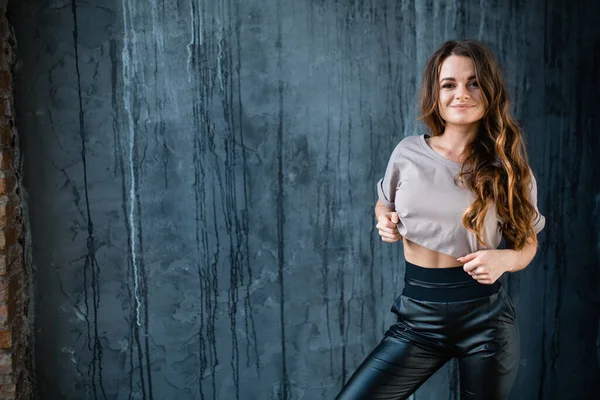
[440,75,477,82]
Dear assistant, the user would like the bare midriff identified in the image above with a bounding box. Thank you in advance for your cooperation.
[402,237,463,268]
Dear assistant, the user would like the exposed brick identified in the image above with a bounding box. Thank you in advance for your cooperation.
[0,305,6,327]
[0,71,9,97]
[0,201,16,227]
[0,278,5,303]
[0,227,17,252]
[0,203,8,227]
[6,276,16,326]
[0,40,11,69]
[0,247,19,277]
[0,125,11,147]
[0,351,9,375]
[0,383,15,396]
[5,247,18,273]
[6,246,18,263]
[0,331,9,349]
[0,4,27,399]
[0,98,9,118]
[0,175,14,195]
[0,150,11,170]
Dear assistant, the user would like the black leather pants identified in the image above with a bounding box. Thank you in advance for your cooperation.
[335,262,520,400]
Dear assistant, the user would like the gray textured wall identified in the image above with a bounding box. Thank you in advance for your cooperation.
[9,0,600,399]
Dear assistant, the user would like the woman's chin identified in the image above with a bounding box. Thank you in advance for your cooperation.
[445,119,481,128]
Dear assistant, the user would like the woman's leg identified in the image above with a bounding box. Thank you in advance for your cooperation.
[335,335,450,400]
[457,289,520,400]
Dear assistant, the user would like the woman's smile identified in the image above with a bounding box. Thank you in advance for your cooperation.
[450,104,476,111]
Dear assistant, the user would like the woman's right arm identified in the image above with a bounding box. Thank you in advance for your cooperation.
[374,200,403,243]
[376,140,405,243]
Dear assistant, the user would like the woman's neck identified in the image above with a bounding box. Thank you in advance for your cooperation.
[438,125,478,152]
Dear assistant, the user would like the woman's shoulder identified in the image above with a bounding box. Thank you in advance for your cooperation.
[384,134,427,166]
[390,133,423,154]
[399,133,423,146]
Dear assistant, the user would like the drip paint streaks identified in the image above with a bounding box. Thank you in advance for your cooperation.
[150,0,170,188]
[121,0,143,330]
[218,2,242,395]
[188,2,219,398]
[232,0,261,377]
[316,8,335,381]
[70,1,107,399]
[187,0,204,83]
[188,1,259,398]
[189,3,222,399]
[276,1,290,398]
[120,0,154,398]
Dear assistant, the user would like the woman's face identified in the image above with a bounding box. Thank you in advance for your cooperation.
[437,55,485,130]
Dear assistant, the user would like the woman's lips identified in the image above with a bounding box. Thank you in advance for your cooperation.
[451,105,475,111]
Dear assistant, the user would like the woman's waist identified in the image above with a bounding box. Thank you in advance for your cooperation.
[402,260,500,302]
[403,240,462,268]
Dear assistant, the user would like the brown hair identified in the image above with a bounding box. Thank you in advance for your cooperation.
[419,39,540,250]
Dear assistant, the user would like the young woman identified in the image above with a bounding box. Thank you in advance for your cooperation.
[335,40,545,399]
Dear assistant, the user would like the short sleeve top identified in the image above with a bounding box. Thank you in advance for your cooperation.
[376,133,546,258]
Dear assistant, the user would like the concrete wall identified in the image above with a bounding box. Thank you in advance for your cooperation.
[9,0,600,399]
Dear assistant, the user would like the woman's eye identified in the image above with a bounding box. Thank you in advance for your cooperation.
[469,81,479,87]
[442,84,454,89]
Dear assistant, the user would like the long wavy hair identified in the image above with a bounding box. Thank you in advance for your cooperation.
[419,39,540,250]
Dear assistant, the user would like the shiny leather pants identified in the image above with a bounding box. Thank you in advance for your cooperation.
[335,263,520,400]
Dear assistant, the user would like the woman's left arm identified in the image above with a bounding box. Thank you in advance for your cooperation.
[457,237,538,285]
[503,237,538,273]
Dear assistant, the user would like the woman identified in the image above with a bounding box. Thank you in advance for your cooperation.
[336,40,545,399]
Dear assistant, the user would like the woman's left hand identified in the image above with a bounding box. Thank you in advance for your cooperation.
[457,250,516,285]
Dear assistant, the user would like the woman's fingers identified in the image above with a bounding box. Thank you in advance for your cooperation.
[379,230,400,239]
[376,213,401,242]
[470,268,496,284]
[467,266,486,276]
[378,230,401,242]
[376,218,397,230]
[376,226,397,236]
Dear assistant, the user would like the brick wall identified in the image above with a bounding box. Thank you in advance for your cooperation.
[0,1,31,399]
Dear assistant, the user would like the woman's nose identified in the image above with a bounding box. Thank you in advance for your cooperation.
[455,84,470,99]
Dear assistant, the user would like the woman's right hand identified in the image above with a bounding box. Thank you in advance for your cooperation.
[376,212,402,243]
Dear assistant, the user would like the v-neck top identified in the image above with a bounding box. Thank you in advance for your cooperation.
[376,133,545,258]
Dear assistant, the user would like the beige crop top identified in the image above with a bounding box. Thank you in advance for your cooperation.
[376,133,546,258]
